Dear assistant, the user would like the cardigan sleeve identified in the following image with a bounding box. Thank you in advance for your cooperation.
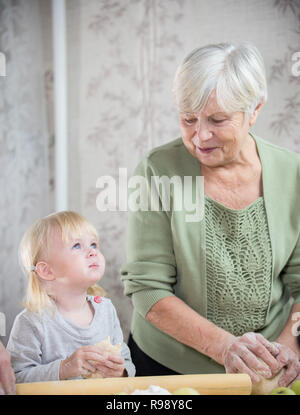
[281,231,300,304]
[121,157,177,318]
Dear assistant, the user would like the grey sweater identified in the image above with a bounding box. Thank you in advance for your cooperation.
[7,296,135,383]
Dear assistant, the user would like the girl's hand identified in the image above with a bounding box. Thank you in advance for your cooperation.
[223,332,281,383]
[94,354,126,378]
[59,346,105,380]
[272,342,300,387]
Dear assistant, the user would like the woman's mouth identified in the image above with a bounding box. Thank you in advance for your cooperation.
[197,146,217,154]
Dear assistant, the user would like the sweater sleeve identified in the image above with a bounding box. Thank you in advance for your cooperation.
[6,312,61,383]
[121,157,177,318]
[281,231,300,304]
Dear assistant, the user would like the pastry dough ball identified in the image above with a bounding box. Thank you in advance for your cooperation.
[251,358,285,395]
[83,336,121,379]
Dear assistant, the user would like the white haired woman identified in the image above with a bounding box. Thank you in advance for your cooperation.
[121,42,300,387]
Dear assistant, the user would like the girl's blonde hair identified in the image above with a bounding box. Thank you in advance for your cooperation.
[19,210,106,314]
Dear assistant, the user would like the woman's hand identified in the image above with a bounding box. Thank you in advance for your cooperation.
[94,354,126,378]
[59,346,107,380]
[272,342,300,387]
[0,342,16,395]
[223,332,281,383]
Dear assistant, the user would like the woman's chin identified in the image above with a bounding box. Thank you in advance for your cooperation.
[196,154,223,168]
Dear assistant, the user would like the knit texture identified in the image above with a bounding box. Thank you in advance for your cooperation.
[205,196,273,336]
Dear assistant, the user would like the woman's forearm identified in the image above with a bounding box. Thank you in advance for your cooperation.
[275,302,300,357]
[146,296,235,365]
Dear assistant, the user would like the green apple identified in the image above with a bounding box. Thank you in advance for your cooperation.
[290,380,300,395]
[173,387,200,395]
[270,387,296,395]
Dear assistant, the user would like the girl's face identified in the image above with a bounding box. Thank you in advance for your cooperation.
[45,227,105,293]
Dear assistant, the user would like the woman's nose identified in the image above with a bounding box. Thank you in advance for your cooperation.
[195,120,212,141]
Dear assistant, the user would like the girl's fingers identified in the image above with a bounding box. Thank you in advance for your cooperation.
[83,351,106,363]
[80,366,94,377]
[107,355,124,364]
[84,360,98,373]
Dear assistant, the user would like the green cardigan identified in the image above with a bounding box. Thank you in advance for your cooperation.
[121,134,300,374]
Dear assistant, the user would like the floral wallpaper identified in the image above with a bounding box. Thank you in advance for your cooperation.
[0,0,299,345]
[0,0,52,345]
[73,0,300,339]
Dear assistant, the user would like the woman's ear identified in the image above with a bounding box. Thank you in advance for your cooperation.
[249,101,264,127]
[35,261,55,281]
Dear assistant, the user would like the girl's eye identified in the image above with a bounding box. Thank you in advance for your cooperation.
[90,242,97,249]
[72,242,81,249]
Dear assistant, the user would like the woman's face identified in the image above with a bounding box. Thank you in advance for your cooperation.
[179,93,260,168]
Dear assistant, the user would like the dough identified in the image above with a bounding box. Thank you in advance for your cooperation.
[83,336,121,379]
[251,359,286,395]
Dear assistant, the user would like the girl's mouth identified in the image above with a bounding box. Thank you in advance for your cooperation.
[89,263,99,269]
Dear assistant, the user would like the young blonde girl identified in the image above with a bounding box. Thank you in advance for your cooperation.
[7,211,135,383]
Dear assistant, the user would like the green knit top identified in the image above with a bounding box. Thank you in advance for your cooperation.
[205,196,272,336]
[121,134,300,375]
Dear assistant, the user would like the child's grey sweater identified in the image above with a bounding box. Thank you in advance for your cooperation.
[7,296,135,383]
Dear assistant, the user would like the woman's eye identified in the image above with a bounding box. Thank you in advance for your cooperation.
[72,243,81,249]
[184,118,196,125]
[210,118,226,124]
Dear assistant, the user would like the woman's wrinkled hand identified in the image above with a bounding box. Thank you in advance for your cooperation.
[271,342,300,387]
[223,332,282,383]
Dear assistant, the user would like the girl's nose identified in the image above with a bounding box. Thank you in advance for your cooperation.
[88,247,97,257]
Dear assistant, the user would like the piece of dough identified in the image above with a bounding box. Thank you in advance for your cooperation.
[83,336,121,379]
[251,358,286,395]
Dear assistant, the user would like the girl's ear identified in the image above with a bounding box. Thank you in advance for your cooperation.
[35,262,55,281]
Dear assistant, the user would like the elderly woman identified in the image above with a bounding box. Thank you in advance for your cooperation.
[121,42,300,387]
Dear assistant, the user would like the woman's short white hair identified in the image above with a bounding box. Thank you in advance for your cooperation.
[173,42,267,117]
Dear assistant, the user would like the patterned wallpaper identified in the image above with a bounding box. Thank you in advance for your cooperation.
[0,0,299,345]
[0,0,52,345]
[70,0,300,340]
